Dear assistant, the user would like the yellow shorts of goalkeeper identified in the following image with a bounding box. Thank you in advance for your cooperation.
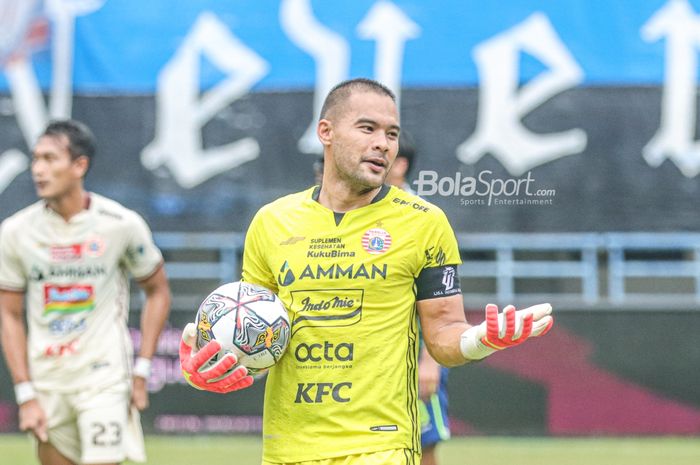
[262,448,421,465]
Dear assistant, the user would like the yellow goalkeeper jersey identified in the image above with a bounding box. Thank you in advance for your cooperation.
[242,185,461,463]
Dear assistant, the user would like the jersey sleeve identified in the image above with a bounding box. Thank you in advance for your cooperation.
[420,209,461,269]
[241,209,278,293]
[0,220,26,291]
[122,212,163,280]
[415,208,462,301]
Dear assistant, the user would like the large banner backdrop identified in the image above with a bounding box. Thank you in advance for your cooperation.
[0,0,699,232]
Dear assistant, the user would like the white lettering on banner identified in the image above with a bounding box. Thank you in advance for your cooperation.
[0,0,104,195]
[4,3,700,196]
[4,55,48,144]
[0,149,28,193]
[280,0,349,154]
[141,12,267,189]
[457,12,587,175]
[0,57,38,193]
[46,0,106,117]
[283,0,418,154]
[356,1,421,112]
[641,0,700,177]
[0,0,49,194]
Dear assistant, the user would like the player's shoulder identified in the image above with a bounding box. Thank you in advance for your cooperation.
[0,200,45,234]
[385,186,449,222]
[89,193,144,225]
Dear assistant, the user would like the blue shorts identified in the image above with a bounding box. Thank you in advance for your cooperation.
[419,367,450,447]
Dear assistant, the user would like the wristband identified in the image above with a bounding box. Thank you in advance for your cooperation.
[133,357,152,379]
[14,381,37,405]
[460,326,495,361]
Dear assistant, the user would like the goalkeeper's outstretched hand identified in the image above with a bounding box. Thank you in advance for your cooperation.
[460,303,554,361]
[179,323,254,393]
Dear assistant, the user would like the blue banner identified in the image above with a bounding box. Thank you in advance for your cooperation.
[1,0,698,92]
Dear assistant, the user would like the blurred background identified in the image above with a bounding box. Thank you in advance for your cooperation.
[0,0,699,444]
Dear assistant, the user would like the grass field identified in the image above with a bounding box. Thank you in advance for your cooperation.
[2,435,699,465]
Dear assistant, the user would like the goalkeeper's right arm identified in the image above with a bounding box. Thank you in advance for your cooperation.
[179,323,254,393]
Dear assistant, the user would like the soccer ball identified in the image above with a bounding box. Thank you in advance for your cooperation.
[194,281,291,373]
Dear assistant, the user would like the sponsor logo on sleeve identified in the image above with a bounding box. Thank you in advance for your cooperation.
[442,267,456,291]
[424,246,446,266]
[125,244,145,262]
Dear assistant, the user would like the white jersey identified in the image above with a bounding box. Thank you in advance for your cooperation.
[0,193,163,392]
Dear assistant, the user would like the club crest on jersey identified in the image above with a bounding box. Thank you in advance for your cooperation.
[361,228,392,255]
[84,236,105,258]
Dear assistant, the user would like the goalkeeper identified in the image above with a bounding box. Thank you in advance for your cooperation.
[181,77,554,465]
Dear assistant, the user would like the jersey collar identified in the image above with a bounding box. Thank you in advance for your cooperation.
[43,192,93,223]
[311,184,391,227]
[311,184,391,205]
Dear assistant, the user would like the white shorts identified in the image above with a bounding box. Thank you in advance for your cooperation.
[37,381,146,464]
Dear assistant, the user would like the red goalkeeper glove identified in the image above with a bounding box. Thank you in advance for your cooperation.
[179,323,254,393]
[460,303,554,361]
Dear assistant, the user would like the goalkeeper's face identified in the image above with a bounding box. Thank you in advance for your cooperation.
[323,90,400,191]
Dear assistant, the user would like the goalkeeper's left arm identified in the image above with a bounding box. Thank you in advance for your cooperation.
[417,294,554,367]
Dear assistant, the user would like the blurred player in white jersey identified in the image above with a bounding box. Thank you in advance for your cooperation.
[388,131,451,465]
[0,119,171,465]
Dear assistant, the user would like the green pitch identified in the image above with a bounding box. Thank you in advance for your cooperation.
[2,435,699,465]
